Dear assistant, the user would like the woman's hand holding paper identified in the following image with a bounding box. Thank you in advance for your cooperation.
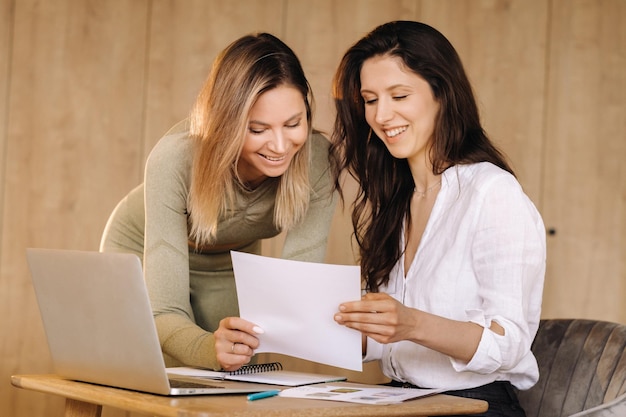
[214,316,264,371]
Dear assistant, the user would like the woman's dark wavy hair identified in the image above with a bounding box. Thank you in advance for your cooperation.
[330,21,514,292]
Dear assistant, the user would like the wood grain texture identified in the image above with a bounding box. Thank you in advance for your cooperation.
[541,0,626,322]
[0,0,11,179]
[1,1,149,417]
[143,0,285,156]
[418,0,548,202]
[11,374,489,417]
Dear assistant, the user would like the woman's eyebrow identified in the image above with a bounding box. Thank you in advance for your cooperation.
[361,84,411,95]
[249,112,304,125]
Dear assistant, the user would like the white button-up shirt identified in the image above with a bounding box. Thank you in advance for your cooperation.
[363,162,546,391]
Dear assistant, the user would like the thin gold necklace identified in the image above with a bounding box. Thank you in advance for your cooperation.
[414,180,442,198]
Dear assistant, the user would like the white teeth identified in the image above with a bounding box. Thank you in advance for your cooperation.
[385,127,407,138]
[262,154,286,162]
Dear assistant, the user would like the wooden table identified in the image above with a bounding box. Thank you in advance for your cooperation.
[11,374,488,417]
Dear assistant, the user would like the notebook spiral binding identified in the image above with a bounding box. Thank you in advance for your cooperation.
[226,361,283,375]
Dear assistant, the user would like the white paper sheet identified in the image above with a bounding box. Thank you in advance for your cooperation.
[231,251,363,372]
[279,383,443,404]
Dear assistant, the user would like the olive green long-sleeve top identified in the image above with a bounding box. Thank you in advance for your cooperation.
[100,120,337,369]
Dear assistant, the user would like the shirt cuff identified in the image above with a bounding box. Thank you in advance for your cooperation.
[450,310,503,374]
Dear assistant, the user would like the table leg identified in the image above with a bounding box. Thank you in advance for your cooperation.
[65,398,102,417]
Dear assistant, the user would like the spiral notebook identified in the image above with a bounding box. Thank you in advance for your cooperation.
[167,362,347,386]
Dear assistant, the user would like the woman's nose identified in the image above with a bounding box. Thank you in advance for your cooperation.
[268,130,287,153]
[375,100,393,124]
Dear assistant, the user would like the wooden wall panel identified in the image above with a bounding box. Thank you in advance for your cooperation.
[419,0,548,201]
[0,1,149,416]
[0,0,14,412]
[144,0,285,156]
[0,0,11,178]
[541,0,626,323]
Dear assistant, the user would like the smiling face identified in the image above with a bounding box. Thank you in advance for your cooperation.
[237,85,309,187]
[360,54,440,166]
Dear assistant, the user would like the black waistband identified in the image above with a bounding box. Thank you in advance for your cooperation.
[388,380,517,401]
[388,380,525,415]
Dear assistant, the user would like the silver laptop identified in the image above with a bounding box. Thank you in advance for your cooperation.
[25,248,277,396]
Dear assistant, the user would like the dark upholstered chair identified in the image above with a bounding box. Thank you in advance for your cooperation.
[517,319,626,417]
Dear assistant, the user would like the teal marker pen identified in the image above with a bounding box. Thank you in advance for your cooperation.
[247,389,280,401]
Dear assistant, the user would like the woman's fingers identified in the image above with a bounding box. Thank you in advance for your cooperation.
[214,317,264,370]
[335,293,412,344]
[216,317,263,347]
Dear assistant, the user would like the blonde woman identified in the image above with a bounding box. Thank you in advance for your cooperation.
[100,33,336,371]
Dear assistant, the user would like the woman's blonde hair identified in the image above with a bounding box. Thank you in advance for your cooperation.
[188,33,313,244]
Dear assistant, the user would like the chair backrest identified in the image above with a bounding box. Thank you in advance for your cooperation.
[517,319,626,417]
